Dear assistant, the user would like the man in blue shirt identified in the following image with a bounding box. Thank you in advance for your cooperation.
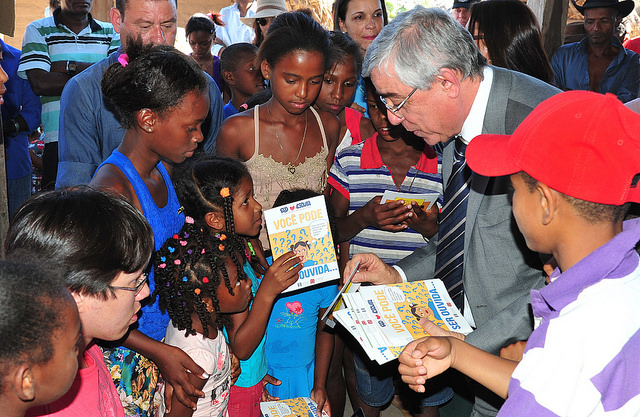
[551,0,640,103]
[56,0,224,189]
[0,39,41,217]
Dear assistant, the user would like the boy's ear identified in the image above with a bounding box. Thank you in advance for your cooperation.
[13,365,36,402]
[222,70,235,86]
[538,183,557,226]
[205,211,225,231]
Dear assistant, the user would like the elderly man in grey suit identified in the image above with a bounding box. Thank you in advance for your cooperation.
[344,6,560,417]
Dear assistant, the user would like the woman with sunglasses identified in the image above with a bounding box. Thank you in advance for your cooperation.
[240,0,288,47]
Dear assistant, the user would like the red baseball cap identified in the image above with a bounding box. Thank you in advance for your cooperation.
[466,91,640,205]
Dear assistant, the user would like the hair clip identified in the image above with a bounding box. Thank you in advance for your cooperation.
[194,288,201,295]
[220,234,227,241]
[184,233,190,238]
[173,234,179,240]
[240,103,249,110]
[178,206,185,214]
[168,247,175,253]
[166,282,171,287]
[219,244,225,251]
[187,249,193,255]
[180,240,187,246]
[202,277,209,283]
[174,259,181,265]
[220,187,231,198]
[186,216,194,224]
[182,276,188,282]
[201,249,206,254]
[158,263,166,268]
[118,53,129,67]
[160,256,166,262]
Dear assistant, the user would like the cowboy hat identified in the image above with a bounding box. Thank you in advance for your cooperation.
[571,0,635,18]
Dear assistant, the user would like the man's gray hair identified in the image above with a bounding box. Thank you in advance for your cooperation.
[363,6,485,89]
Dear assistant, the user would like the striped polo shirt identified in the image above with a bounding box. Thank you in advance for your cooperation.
[328,136,443,264]
[500,218,640,416]
[18,9,119,144]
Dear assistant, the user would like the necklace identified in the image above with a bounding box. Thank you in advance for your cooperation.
[266,104,308,175]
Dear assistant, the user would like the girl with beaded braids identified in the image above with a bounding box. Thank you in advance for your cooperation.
[89,39,211,416]
[154,221,253,417]
[172,155,303,417]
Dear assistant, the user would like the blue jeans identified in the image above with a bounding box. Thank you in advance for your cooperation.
[353,349,453,408]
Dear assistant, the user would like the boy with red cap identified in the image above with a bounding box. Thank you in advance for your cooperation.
[397,90,640,416]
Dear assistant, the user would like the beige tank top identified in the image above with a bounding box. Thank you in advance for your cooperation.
[246,104,329,248]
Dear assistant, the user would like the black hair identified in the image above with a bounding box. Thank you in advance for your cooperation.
[173,155,255,271]
[333,0,389,31]
[220,43,259,73]
[273,189,338,239]
[468,0,554,83]
[185,12,224,38]
[4,188,154,299]
[241,88,273,111]
[257,11,332,71]
[519,172,630,224]
[327,31,363,78]
[153,221,248,336]
[290,241,310,251]
[101,40,208,129]
[0,259,75,393]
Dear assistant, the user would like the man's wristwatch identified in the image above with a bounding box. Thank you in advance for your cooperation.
[66,60,78,75]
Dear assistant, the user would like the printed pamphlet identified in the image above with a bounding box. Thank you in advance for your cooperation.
[380,190,438,210]
[264,195,340,293]
[260,397,329,417]
[332,279,472,364]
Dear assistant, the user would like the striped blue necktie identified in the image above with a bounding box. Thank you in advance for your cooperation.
[434,136,471,310]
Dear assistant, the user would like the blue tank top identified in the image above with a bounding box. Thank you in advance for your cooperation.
[97,150,185,341]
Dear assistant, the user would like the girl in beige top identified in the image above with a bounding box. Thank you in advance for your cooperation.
[216,11,340,249]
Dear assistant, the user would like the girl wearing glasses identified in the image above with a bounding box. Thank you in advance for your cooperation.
[5,188,155,417]
[216,11,340,250]
[240,0,287,48]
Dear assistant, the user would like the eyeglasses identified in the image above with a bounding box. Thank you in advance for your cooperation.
[109,273,149,296]
[379,87,418,117]
[257,17,271,27]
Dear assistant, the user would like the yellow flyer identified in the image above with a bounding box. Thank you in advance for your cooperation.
[264,195,340,293]
[260,397,329,417]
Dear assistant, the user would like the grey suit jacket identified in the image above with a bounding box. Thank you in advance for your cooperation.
[397,67,561,354]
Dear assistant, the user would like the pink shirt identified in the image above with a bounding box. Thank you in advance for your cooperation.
[26,343,124,417]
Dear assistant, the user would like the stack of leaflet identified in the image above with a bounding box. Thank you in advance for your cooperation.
[260,397,329,417]
[323,275,472,364]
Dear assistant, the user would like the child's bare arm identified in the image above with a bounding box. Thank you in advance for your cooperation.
[164,372,208,417]
[311,307,334,416]
[328,190,412,243]
[225,252,302,359]
[398,336,517,399]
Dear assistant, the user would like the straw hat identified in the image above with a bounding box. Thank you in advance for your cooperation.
[240,0,288,26]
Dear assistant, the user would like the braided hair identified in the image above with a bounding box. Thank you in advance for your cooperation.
[153,217,249,337]
[173,155,254,264]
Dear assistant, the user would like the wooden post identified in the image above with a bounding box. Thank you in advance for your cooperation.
[92,0,114,22]
[529,0,571,59]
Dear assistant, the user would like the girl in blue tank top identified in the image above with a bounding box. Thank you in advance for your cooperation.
[171,155,304,417]
[90,41,212,416]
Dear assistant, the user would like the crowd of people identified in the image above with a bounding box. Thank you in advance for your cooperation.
[2,0,640,417]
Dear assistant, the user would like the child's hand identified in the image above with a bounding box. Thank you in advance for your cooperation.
[229,350,241,386]
[261,374,281,401]
[261,251,303,298]
[398,336,455,393]
[359,196,412,231]
[419,318,465,341]
[404,201,439,239]
[157,344,207,412]
[311,386,331,416]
